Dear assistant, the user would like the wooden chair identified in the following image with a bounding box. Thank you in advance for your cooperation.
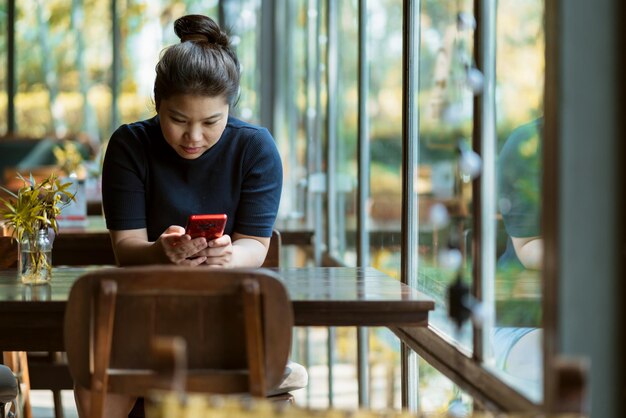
[262,229,281,268]
[64,266,293,418]
[0,228,282,418]
[0,236,74,418]
[0,238,31,418]
[0,235,97,418]
[1,352,30,418]
[0,364,18,418]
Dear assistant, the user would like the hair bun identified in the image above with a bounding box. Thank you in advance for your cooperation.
[174,15,230,47]
[180,34,208,43]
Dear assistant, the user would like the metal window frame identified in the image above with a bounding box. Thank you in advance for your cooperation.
[542,0,560,410]
[400,0,421,412]
[356,0,371,408]
[472,0,497,366]
[325,0,339,406]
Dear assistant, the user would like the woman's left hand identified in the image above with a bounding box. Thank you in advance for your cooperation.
[192,234,234,267]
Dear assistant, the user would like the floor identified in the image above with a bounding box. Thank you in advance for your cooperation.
[26,362,446,417]
[26,363,387,417]
[29,391,78,418]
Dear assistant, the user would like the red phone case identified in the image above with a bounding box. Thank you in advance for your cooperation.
[185,214,227,240]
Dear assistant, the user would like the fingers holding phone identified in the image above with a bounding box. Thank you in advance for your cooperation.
[202,234,234,267]
[160,225,209,265]
[182,213,230,266]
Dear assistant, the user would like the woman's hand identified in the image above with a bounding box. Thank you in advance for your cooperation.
[193,234,234,267]
[192,233,270,268]
[158,225,209,266]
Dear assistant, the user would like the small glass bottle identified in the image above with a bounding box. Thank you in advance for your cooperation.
[19,228,53,285]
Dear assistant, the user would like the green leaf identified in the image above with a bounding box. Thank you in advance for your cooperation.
[0,185,18,199]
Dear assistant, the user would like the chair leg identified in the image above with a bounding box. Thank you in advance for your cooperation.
[266,392,294,404]
[52,390,64,418]
[89,280,119,418]
[51,351,64,418]
[2,351,32,418]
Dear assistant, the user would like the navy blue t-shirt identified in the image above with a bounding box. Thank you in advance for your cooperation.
[102,115,283,242]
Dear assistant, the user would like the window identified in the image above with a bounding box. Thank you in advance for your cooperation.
[327,0,358,266]
[415,0,475,346]
[307,0,550,411]
[490,0,544,400]
[0,2,7,134]
[117,0,219,126]
[14,0,111,141]
[221,0,261,122]
[2,0,589,413]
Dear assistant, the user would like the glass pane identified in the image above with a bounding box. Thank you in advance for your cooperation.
[0,2,7,135]
[416,0,475,346]
[292,327,402,410]
[15,0,111,142]
[222,0,261,123]
[368,0,403,278]
[365,2,404,407]
[274,0,309,222]
[118,0,219,125]
[416,354,474,416]
[328,0,358,266]
[489,0,544,401]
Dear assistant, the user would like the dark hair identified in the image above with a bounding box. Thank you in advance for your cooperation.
[154,15,240,109]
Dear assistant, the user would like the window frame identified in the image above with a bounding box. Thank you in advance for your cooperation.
[317,0,560,412]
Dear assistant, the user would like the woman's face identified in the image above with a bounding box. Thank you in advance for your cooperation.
[158,94,230,159]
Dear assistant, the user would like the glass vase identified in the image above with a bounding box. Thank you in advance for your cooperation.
[19,229,53,285]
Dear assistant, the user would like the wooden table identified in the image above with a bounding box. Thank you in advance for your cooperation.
[0,266,434,352]
[49,217,315,266]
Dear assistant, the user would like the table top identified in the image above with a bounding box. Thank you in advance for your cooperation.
[0,266,434,351]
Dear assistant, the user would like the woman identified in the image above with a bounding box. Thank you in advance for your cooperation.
[75,15,295,418]
[102,14,282,269]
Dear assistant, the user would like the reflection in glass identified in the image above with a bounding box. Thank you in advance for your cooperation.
[416,353,474,415]
[491,0,544,401]
[22,282,51,301]
[415,0,475,347]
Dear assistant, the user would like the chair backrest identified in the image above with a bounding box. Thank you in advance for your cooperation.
[261,230,281,268]
[64,266,293,402]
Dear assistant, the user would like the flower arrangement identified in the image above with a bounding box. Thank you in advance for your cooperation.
[0,173,75,283]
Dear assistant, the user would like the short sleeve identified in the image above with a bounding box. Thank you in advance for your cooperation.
[234,128,283,237]
[101,125,149,231]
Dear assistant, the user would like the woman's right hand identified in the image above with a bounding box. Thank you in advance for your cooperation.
[158,225,209,265]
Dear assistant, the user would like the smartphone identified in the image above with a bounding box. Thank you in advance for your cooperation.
[185,214,227,240]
